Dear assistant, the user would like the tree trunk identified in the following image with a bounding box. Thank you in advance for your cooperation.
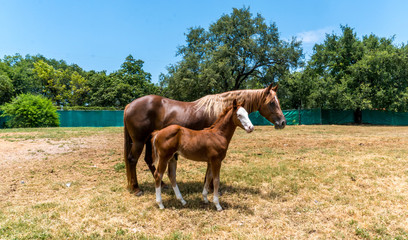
[354,108,362,124]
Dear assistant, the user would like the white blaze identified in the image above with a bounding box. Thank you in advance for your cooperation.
[237,107,254,133]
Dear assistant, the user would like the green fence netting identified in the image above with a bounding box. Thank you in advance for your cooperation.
[0,111,8,128]
[58,110,124,127]
[362,110,408,126]
[248,111,273,125]
[250,109,355,126]
[321,109,354,125]
[1,109,408,128]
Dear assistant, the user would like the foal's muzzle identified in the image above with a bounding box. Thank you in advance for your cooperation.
[245,125,254,133]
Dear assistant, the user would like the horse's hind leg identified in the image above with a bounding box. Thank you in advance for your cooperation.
[168,158,186,206]
[128,141,144,196]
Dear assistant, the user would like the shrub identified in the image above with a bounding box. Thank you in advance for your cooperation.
[0,93,59,128]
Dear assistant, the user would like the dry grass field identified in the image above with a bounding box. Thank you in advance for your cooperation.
[1,125,408,239]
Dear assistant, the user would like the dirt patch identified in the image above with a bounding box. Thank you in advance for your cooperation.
[0,138,71,165]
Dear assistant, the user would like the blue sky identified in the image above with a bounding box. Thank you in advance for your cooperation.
[1,0,407,83]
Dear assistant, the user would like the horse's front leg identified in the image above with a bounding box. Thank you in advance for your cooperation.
[210,159,223,211]
[168,158,186,206]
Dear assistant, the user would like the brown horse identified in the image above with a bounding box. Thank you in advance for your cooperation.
[151,100,254,211]
[124,83,286,195]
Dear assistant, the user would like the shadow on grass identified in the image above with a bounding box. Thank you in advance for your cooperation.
[134,180,282,214]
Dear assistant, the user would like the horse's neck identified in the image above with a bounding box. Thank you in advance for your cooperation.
[189,109,218,129]
[212,111,237,142]
[194,89,263,119]
[243,91,263,114]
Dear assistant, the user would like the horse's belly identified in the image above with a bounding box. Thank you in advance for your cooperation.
[178,150,209,162]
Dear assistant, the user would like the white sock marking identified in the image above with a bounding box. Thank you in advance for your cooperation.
[202,187,209,203]
[213,195,222,211]
[172,184,186,206]
[155,187,164,209]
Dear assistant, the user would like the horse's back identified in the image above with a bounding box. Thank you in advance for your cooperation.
[124,95,202,139]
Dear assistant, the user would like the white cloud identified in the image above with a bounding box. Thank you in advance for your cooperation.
[297,27,334,45]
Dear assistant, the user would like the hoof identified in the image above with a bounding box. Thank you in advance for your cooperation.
[158,203,165,210]
[181,199,187,206]
[134,190,144,197]
[161,182,168,190]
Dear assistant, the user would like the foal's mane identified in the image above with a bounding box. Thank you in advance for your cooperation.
[194,89,265,117]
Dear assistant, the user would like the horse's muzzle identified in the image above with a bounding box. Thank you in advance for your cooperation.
[274,120,286,129]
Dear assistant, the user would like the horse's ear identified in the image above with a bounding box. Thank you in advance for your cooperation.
[272,84,279,92]
[233,99,237,109]
[240,99,246,107]
[265,83,274,93]
[265,83,278,93]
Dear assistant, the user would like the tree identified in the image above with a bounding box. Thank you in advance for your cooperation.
[279,71,315,110]
[2,54,42,96]
[88,55,158,107]
[305,25,364,110]
[160,7,303,101]
[297,25,408,113]
[116,55,158,98]
[348,43,408,111]
[68,71,90,106]
[0,74,14,105]
[33,60,67,105]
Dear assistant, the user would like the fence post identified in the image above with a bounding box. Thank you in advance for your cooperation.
[320,108,323,125]
[298,107,301,125]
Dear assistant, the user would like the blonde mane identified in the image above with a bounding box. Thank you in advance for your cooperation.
[194,89,265,117]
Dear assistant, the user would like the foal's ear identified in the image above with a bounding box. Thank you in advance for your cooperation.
[233,99,237,109]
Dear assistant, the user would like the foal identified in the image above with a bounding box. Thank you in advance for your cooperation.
[151,99,254,211]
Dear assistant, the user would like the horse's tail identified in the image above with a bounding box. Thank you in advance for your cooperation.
[124,110,133,190]
[151,130,160,166]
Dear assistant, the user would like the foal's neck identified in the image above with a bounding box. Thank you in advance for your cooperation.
[212,110,237,142]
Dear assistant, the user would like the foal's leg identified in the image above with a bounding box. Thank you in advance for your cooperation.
[210,160,223,211]
[168,158,186,206]
[154,155,169,210]
[204,162,214,193]
[202,165,213,204]
[145,136,167,188]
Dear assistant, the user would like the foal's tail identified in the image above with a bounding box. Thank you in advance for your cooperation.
[124,110,133,190]
[151,130,160,166]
